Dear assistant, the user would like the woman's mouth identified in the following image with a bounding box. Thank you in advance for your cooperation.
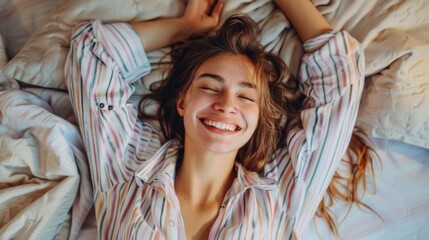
[201,119,241,132]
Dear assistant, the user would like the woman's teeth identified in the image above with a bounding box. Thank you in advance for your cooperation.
[203,119,237,131]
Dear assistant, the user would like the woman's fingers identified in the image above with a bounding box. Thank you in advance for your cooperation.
[210,0,224,17]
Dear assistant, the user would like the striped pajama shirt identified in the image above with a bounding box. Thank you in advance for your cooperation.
[66,20,364,239]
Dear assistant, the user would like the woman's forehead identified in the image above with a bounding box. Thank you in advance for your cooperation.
[194,53,257,84]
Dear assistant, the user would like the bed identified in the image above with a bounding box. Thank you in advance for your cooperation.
[1,0,428,239]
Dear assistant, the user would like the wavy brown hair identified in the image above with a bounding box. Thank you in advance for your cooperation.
[140,14,299,172]
[139,14,379,236]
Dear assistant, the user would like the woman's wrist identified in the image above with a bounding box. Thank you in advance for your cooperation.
[176,17,198,40]
[131,18,194,52]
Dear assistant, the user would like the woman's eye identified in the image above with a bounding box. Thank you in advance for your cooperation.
[201,87,218,93]
[240,95,256,102]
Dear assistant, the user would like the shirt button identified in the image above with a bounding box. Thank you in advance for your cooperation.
[99,103,105,109]
[169,220,175,227]
[108,105,113,110]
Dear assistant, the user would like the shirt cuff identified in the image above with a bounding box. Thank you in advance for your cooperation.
[302,31,338,52]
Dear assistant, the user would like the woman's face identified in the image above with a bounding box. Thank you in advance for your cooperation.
[177,53,259,155]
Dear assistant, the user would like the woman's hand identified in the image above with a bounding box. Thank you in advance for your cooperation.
[131,0,224,52]
[182,0,224,36]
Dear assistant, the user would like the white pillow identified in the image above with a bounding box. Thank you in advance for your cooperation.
[356,40,429,149]
[2,0,185,89]
[0,0,58,59]
[320,0,429,149]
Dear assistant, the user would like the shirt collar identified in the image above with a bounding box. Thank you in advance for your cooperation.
[234,162,278,192]
[135,139,181,186]
[135,139,278,192]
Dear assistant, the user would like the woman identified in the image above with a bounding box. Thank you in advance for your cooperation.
[66,0,369,239]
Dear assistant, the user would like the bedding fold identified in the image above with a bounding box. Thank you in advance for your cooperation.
[0,88,92,240]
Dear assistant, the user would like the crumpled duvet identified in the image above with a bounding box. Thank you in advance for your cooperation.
[0,88,92,240]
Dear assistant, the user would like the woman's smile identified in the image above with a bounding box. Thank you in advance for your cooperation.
[177,53,259,154]
[201,118,241,133]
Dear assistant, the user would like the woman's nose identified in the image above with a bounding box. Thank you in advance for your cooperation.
[213,93,237,114]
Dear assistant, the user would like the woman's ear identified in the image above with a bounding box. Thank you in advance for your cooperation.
[177,95,185,117]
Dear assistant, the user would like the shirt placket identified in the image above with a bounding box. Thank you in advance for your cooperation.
[208,179,249,239]
[150,177,186,240]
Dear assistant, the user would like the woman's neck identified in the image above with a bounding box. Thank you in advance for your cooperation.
[174,143,237,208]
[174,140,238,239]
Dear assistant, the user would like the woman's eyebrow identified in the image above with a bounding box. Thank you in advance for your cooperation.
[197,73,256,89]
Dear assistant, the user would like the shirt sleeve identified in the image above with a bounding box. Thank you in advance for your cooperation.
[65,20,161,192]
[269,31,365,236]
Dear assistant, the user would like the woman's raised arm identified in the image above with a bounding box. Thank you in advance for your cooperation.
[274,0,332,42]
[131,0,224,52]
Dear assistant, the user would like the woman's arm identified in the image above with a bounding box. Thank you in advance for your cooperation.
[274,0,332,42]
[273,0,365,237]
[131,0,224,52]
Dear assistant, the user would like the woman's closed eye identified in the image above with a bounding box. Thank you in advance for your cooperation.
[199,85,256,103]
[239,95,256,102]
[201,86,219,93]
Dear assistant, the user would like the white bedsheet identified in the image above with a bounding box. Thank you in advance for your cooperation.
[305,138,429,239]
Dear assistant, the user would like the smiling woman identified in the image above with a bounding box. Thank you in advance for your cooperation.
[138,19,293,238]
[65,0,369,239]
